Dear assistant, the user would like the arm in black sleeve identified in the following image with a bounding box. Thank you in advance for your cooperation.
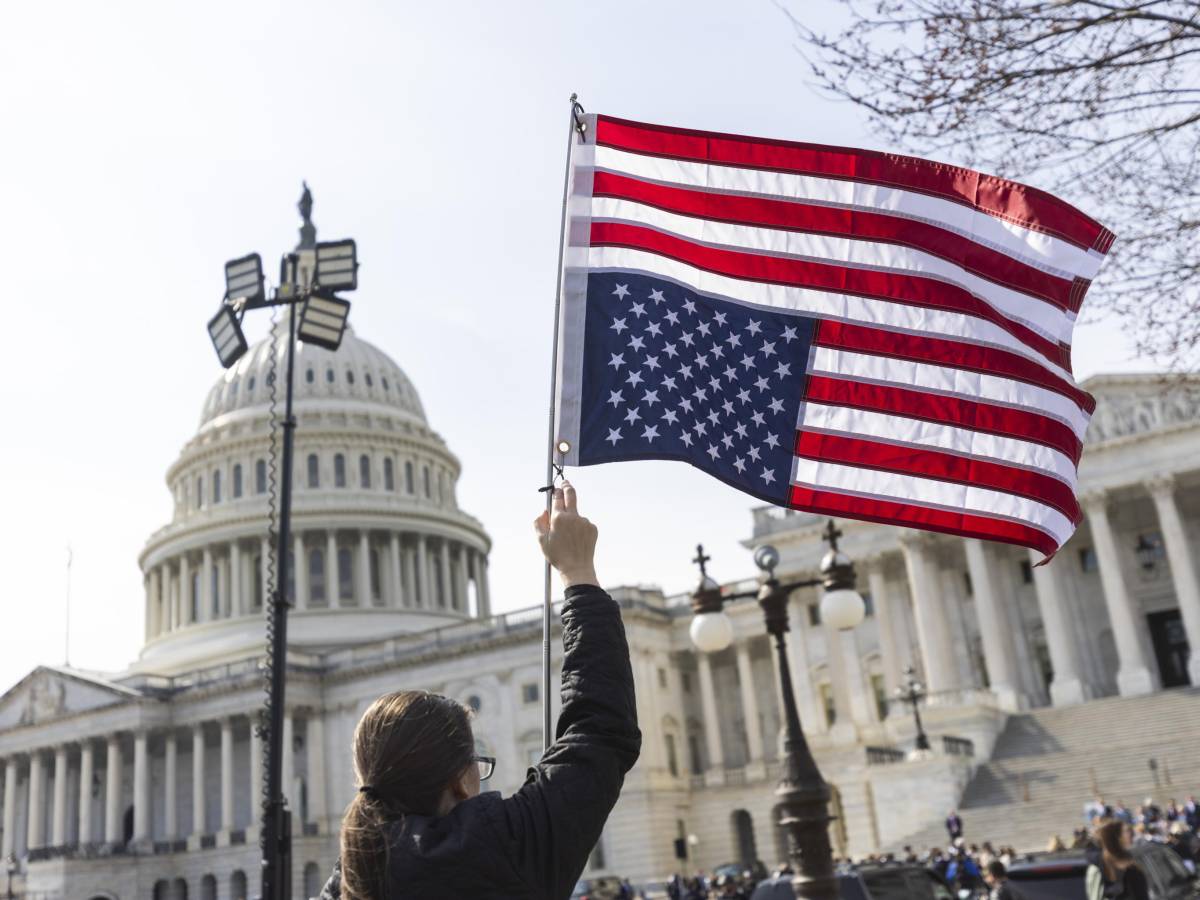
[495,584,642,900]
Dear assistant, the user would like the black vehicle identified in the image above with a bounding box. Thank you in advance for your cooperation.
[1006,845,1199,900]
[571,876,626,900]
[751,865,955,899]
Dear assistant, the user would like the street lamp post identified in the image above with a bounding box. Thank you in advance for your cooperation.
[689,520,864,900]
[5,854,16,900]
[205,185,358,900]
[895,665,931,752]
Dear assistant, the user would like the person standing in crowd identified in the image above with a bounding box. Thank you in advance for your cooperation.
[1086,820,1150,900]
[984,860,1027,900]
[319,483,641,900]
[946,809,964,841]
[1185,796,1200,830]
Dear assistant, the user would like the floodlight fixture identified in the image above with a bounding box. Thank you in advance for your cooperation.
[224,252,265,306]
[208,304,248,369]
[313,239,358,292]
[298,290,351,351]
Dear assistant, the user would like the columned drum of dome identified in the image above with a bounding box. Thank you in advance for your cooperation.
[136,319,492,675]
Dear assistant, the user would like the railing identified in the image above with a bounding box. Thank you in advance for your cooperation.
[865,746,906,766]
[723,766,747,786]
[27,842,128,862]
[942,735,975,757]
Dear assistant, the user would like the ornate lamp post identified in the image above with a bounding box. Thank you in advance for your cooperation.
[895,665,931,752]
[5,854,16,900]
[689,520,864,900]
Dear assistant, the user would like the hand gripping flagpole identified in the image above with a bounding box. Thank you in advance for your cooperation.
[541,94,588,751]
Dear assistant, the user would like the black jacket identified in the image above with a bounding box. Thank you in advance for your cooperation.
[321,584,641,899]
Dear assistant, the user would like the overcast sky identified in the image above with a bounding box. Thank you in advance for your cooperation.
[0,0,1152,695]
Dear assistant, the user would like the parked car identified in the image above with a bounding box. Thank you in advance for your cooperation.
[751,865,954,899]
[634,878,672,899]
[1006,845,1198,900]
[571,876,625,900]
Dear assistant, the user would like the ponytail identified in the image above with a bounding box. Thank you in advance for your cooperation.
[339,691,475,900]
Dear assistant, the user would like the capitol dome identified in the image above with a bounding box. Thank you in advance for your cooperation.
[135,206,491,676]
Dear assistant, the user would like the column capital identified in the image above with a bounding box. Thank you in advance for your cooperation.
[896,530,938,551]
[1079,488,1109,513]
[1145,472,1178,500]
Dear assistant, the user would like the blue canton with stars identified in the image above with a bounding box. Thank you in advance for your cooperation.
[577,273,816,505]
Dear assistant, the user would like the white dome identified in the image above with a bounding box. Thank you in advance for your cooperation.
[199,318,427,428]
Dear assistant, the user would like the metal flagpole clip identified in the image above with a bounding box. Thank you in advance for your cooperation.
[569,93,587,140]
[538,440,571,494]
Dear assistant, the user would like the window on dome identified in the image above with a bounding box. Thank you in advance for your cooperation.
[405,461,415,494]
[196,476,204,510]
[248,376,256,393]
[382,377,390,391]
[347,370,356,385]
[233,464,243,499]
[256,459,267,494]
[306,368,314,384]
[365,373,373,387]
[370,548,382,604]
[338,547,354,602]
[360,454,371,488]
[309,548,326,604]
[438,472,445,504]
[230,382,238,399]
[384,458,395,491]
[213,470,222,504]
[334,454,346,488]
[423,466,432,498]
[307,454,320,488]
[326,368,335,383]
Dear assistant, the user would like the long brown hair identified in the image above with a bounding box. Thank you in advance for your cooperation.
[1096,819,1135,883]
[340,690,475,899]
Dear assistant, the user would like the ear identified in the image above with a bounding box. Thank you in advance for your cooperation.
[449,768,471,801]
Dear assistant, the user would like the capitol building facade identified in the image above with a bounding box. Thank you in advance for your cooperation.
[2,238,1200,898]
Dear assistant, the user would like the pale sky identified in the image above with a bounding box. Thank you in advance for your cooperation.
[0,0,1153,696]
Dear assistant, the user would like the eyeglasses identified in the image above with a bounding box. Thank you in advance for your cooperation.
[473,755,496,781]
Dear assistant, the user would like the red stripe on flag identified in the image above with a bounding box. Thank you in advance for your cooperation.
[595,115,1116,255]
[803,375,1084,464]
[588,220,1071,369]
[794,431,1081,523]
[813,320,1094,414]
[592,170,1075,312]
[787,485,1059,556]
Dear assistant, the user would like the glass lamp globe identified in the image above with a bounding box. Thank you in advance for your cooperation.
[820,587,865,631]
[690,611,734,653]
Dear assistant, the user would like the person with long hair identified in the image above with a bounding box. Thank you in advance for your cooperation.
[320,482,641,899]
[1086,819,1149,900]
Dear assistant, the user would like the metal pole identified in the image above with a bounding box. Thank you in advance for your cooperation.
[262,296,298,900]
[541,93,584,751]
[911,689,930,751]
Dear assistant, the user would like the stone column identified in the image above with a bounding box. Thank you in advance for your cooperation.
[50,745,67,846]
[104,736,121,843]
[230,540,242,617]
[159,564,172,631]
[148,569,162,639]
[439,539,452,609]
[1148,474,1200,685]
[899,534,958,693]
[200,547,213,622]
[1082,492,1158,696]
[1028,548,1092,705]
[281,714,295,808]
[403,540,418,608]
[307,713,327,830]
[2,757,18,857]
[786,595,824,732]
[838,628,875,725]
[293,533,308,611]
[164,733,177,839]
[191,724,205,837]
[416,535,430,608]
[389,533,404,608]
[456,545,470,613]
[637,655,665,770]
[179,554,191,625]
[327,532,341,607]
[358,531,372,606]
[867,562,902,694]
[734,643,764,762]
[259,537,271,608]
[249,719,262,831]
[477,554,491,617]
[78,742,94,845]
[220,719,234,833]
[695,652,725,772]
[133,732,149,842]
[964,539,1024,709]
[27,752,45,850]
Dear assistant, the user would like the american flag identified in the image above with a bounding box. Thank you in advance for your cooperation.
[552,115,1114,557]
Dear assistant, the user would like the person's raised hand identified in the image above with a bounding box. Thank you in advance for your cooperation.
[533,481,599,589]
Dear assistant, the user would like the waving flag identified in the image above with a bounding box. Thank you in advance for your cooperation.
[551,115,1114,557]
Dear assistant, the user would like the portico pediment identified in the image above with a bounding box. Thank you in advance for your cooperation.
[0,666,138,730]
[1084,373,1200,445]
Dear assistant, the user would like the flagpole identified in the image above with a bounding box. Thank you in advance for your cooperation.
[542,93,587,751]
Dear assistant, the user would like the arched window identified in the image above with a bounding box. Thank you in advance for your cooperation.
[230,871,248,900]
[306,368,314,384]
[405,461,415,494]
[201,874,217,900]
[247,376,256,393]
[438,471,445,503]
[303,864,321,900]
[382,376,390,391]
[338,547,354,602]
[347,370,355,385]
[307,454,319,488]
[334,454,346,488]
[173,879,189,900]
[365,373,373,387]
[384,458,395,491]
[326,368,334,383]
[255,459,267,494]
[360,454,371,488]
[423,466,432,498]
[309,548,326,604]
[731,809,757,867]
[232,464,243,499]
[212,469,222,504]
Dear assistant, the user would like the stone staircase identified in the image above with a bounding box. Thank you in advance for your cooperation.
[889,687,1200,852]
